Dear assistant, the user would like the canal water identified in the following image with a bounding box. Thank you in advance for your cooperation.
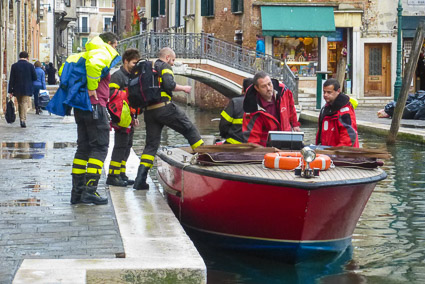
[133,103,425,284]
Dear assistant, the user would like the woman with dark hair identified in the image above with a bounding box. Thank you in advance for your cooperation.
[46,62,57,85]
[33,61,46,114]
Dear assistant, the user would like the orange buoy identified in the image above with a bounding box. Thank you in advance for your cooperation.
[263,152,332,171]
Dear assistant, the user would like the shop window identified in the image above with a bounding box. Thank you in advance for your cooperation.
[273,37,319,77]
[327,28,347,76]
[231,0,243,14]
[201,0,214,17]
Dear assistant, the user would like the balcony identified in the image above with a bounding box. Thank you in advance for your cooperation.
[75,27,91,34]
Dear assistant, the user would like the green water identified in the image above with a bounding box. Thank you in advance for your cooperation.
[133,104,425,284]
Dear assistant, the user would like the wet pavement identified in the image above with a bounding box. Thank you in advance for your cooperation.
[0,112,123,283]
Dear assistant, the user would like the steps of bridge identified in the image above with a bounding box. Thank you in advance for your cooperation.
[298,89,316,110]
[357,98,392,108]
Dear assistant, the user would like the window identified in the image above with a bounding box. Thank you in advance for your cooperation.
[201,0,214,17]
[231,0,243,14]
[82,37,88,49]
[98,0,112,8]
[81,16,89,33]
[104,17,112,32]
[91,0,96,7]
[175,0,186,27]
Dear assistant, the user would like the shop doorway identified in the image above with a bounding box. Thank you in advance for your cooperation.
[364,43,391,97]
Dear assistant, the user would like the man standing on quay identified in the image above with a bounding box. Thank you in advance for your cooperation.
[48,32,121,205]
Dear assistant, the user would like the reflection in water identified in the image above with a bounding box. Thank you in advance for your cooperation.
[0,197,42,207]
[134,104,425,283]
[0,142,46,159]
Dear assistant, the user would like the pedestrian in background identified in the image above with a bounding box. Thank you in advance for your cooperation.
[8,51,37,128]
[106,48,140,187]
[133,47,204,190]
[33,61,46,115]
[46,62,57,85]
[255,34,265,71]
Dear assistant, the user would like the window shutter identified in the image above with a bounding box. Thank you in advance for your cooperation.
[160,0,165,16]
[231,0,243,13]
[151,0,159,18]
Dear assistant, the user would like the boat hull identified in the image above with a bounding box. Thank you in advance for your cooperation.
[157,150,384,261]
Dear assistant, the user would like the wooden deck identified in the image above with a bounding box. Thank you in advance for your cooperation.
[158,148,386,185]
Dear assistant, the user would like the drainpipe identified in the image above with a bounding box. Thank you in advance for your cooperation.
[17,0,20,57]
[394,0,403,101]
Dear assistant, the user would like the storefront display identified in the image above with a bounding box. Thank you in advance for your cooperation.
[272,37,319,77]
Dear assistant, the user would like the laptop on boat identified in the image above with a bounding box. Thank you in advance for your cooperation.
[267,131,304,150]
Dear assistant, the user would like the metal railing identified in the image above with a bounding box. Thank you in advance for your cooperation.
[117,32,298,98]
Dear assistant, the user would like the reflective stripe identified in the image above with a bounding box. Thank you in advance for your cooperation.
[162,69,174,76]
[72,168,86,174]
[88,158,103,168]
[87,75,100,80]
[109,83,120,89]
[87,168,101,174]
[110,161,121,167]
[221,110,233,123]
[141,154,155,161]
[121,161,127,166]
[113,169,121,175]
[233,118,243,124]
[121,167,126,173]
[161,92,171,100]
[73,159,87,166]
[191,139,204,149]
[226,137,242,144]
[140,162,153,168]
[274,156,281,169]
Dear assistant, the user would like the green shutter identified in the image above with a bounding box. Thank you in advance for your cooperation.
[201,0,214,17]
[160,0,165,16]
[231,0,243,13]
[151,0,159,18]
[176,0,180,27]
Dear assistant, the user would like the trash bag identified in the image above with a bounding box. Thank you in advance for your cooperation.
[414,106,425,120]
[5,98,16,124]
[384,101,396,117]
[404,99,424,119]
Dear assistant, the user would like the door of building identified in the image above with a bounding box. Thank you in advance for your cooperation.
[364,43,391,97]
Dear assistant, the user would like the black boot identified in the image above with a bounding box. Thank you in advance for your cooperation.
[36,108,40,115]
[133,165,150,190]
[71,174,85,204]
[20,121,26,128]
[106,174,127,187]
[120,173,134,185]
[81,174,108,205]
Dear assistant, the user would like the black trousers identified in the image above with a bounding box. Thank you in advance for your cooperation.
[109,126,134,175]
[72,106,110,176]
[140,102,202,167]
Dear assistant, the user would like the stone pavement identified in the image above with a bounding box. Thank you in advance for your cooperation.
[0,111,206,283]
[0,113,123,283]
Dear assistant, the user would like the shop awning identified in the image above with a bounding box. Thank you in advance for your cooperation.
[261,6,336,37]
[402,16,425,38]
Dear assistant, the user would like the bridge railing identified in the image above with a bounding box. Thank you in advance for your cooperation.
[118,32,298,99]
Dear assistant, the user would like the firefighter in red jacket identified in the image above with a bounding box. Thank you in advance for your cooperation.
[242,71,300,146]
[316,78,359,147]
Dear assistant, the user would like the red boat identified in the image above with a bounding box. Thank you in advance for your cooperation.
[156,146,387,262]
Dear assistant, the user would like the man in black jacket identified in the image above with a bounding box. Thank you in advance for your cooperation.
[8,51,37,128]
[133,47,204,190]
